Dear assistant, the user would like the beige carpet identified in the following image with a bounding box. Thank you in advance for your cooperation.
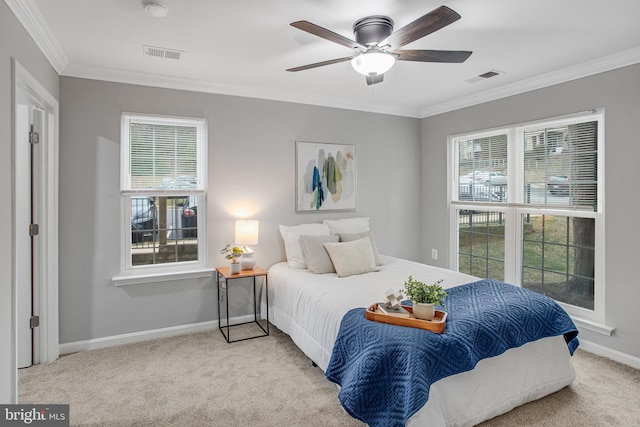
[19,326,640,426]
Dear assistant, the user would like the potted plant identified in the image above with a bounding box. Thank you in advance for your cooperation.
[221,244,244,274]
[403,276,446,320]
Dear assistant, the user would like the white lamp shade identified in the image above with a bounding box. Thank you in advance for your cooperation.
[351,51,396,76]
[235,220,259,246]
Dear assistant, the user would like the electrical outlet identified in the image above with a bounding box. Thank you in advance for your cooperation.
[431,249,438,260]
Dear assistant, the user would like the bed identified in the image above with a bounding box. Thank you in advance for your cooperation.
[263,220,578,426]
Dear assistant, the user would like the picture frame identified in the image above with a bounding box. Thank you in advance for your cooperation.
[295,141,357,212]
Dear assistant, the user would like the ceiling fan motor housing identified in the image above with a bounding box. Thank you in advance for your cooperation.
[353,16,394,46]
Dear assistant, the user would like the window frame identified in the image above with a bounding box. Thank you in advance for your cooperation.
[117,113,209,281]
[448,110,605,324]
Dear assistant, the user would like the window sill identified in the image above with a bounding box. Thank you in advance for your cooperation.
[112,268,214,287]
[571,315,615,336]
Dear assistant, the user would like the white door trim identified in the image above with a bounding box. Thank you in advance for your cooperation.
[12,59,59,395]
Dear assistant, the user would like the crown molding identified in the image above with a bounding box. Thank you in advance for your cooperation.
[60,46,640,120]
[8,0,638,120]
[4,0,69,73]
[419,46,640,118]
[61,62,422,118]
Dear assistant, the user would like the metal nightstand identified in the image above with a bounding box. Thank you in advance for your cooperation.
[216,266,269,343]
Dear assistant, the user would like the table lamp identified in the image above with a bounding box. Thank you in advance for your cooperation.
[235,219,259,270]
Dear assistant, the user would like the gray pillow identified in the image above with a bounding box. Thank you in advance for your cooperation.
[339,230,382,266]
[323,238,378,278]
[300,234,339,274]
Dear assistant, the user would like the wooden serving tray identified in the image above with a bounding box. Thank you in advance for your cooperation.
[365,303,447,333]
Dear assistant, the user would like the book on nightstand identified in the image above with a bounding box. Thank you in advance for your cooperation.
[377,303,411,318]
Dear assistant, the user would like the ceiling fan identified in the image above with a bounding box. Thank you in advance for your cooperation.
[286,5,472,85]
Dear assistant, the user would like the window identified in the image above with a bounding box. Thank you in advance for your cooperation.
[521,215,595,309]
[458,210,506,281]
[120,113,207,276]
[450,110,604,323]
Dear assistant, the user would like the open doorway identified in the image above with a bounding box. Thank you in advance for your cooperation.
[13,59,59,376]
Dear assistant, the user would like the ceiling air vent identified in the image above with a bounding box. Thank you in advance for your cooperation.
[143,45,184,60]
[466,69,504,84]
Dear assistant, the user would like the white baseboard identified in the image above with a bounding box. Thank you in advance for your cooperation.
[59,315,257,355]
[579,339,640,370]
[59,320,640,371]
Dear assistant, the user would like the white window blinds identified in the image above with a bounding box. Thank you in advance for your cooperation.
[456,133,508,203]
[522,119,598,211]
[122,114,205,192]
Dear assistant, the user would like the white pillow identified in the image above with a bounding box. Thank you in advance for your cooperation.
[323,237,378,278]
[300,235,339,274]
[279,223,330,269]
[323,217,370,235]
[339,230,382,266]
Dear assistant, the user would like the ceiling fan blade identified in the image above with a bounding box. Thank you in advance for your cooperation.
[395,49,472,63]
[366,74,384,85]
[291,21,366,50]
[286,56,353,72]
[382,5,461,49]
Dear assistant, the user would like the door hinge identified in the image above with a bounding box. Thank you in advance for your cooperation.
[29,223,39,236]
[30,315,39,329]
[29,127,40,144]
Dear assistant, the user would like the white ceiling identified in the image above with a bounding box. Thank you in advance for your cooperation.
[9,0,640,117]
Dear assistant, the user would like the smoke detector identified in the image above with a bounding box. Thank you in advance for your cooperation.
[143,2,168,18]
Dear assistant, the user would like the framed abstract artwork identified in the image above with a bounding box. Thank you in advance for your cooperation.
[296,141,356,212]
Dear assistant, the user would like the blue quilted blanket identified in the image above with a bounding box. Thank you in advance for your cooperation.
[325,279,579,427]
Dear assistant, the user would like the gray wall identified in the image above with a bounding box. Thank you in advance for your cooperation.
[421,63,640,359]
[58,76,422,343]
[1,2,59,403]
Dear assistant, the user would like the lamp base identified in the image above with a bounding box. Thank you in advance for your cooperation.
[240,252,256,270]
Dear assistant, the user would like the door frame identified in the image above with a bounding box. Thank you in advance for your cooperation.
[12,59,59,395]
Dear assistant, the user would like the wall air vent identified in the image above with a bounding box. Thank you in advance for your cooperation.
[143,45,184,60]
[466,69,504,84]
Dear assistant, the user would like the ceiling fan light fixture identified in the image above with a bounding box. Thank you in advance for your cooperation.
[143,1,168,18]
[351,51,395,76]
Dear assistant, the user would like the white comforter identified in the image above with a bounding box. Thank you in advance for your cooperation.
[263,256,575,426]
